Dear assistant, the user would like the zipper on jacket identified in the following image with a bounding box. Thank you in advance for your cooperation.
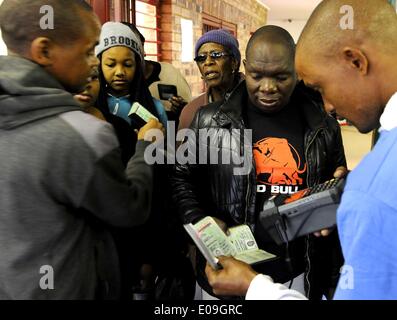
[304,128,322,187]
[303,127,322,299]
[113,102,119,115]
[305,235,311,298]
[240,119,254,224]
[245,172,250,225]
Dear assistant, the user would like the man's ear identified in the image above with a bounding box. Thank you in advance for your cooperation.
[342,47,369,75]
[29,37,54,66]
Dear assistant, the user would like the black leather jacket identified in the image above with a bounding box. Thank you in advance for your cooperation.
[173,81,346,226]
[172,81,346,298]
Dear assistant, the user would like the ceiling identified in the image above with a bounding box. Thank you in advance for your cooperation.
[260,0,323,21]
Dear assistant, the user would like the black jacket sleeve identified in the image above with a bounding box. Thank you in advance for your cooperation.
[325,115,347,172]
[332,119,347,169]
[171,109,207,224]
[80,140,153,228]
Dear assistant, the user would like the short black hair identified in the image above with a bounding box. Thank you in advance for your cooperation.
[298,0,397,57]
[0,0,94,54]
[246,25,296,61]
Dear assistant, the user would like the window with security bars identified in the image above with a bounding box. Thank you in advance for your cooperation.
[87,0,161,61]
[132,0,161,61]
[202,13,237,37]
[85,0,111,23]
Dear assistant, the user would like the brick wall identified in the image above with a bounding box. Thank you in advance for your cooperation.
[159,0,268,98]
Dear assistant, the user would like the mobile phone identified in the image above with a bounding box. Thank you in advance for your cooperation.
[158,84,178,100]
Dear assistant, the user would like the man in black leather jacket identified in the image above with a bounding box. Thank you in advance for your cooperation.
[172,26,347,300]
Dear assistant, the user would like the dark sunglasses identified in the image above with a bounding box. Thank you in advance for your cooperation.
[194,51,231,63]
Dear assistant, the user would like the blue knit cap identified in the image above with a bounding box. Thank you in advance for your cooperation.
[194,29,241,65]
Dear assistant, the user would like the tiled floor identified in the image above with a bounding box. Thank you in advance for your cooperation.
[340,125,373,170]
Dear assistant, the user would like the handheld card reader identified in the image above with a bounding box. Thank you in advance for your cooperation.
[258,177,346,245]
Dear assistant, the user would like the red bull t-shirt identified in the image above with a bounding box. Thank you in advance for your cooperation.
[244,99,308,215]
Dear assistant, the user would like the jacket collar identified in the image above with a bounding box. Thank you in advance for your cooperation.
[0,55,81,130]
[0,55,66,91]
[293,81,327,132]
[212,81,247,127]
[379,92,397,132]
[213,80,327,131]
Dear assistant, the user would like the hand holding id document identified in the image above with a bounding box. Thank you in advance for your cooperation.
[128,101,159,129]
[184,216,276,270]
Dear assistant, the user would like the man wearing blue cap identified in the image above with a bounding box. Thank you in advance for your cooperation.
[172,26,347,300]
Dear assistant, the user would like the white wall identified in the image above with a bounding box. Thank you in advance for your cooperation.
[266,20,308,43]
[0,0,6,55]
[0,30,7,55]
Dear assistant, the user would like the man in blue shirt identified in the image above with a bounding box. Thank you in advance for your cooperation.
[205,0,397,300]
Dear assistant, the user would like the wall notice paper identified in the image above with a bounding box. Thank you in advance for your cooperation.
[184,216,276,270]
[180,18,193,63]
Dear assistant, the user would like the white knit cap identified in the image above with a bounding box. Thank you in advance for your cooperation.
[95,22,144,65]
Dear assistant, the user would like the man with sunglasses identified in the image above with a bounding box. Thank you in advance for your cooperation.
[172,25,347,300]
[178,29,244,131]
